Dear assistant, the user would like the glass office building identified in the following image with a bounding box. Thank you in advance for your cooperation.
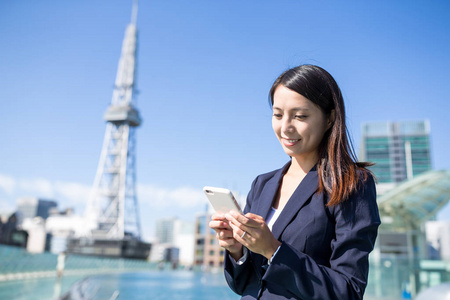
[360,120,432,183]
[16,197,57,222]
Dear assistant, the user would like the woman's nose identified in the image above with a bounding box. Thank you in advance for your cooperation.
[281,117,294,133]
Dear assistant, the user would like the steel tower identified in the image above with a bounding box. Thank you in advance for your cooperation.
[84,0,142,240]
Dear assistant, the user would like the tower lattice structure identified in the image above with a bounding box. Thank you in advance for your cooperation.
[84,1,142,240]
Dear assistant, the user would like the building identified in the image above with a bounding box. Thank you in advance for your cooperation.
[425,221,450,261]
[45,208,85,254]
[194,211,224,270]
[359,121,450,298]
[16,197,57,223]
[153,217,195,267]
[156,217,177,244]
[371,167,450,297]
[175,221,195,266]
[0,213,28,247]
[14,197,57,253]
[359,120,432,190]
[150,244,180,269]
[21,217,47,253]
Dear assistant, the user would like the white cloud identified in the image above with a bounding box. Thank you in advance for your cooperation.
[54,181,91,205]
[18,177,54,198]
[0,173,16,195]
[11,176,91,207]
[0,198,15,215]
[1,173,242,225]
[137,184,205,209]
[137,184,249,213]
[0,175,91,213]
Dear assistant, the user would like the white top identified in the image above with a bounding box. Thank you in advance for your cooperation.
[266,207,282,231]
[236,206,282,265]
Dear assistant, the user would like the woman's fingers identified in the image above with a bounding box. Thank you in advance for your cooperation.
[226,214,251,241]
[228,221,252,244]
[210,213,232,232]
[225,211,280,259]
[211,213,226,221]
[225,211,264,234]
[225,211,247,227]
[209,213,244,257]
[245,213,265,222]
[209,218,231,231]
[217,229,234,239]
[214,228,243,254]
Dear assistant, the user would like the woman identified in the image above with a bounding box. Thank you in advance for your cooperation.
[209,65,380,299]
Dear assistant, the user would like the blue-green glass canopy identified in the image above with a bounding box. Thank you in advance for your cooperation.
[378,170,450,230]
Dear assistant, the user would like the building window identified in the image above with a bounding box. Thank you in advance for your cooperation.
[197,216,206,235]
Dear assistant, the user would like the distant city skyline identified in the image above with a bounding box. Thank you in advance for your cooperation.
[1,1,450,240]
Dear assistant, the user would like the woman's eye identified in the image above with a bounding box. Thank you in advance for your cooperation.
[295,115,307,120]
[273,114,282,118]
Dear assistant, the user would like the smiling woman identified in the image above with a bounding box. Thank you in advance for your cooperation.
[209,64,381,299]
[269,65,373,207]
[271,85,333,173]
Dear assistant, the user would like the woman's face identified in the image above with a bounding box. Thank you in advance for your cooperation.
[272,85,332,164]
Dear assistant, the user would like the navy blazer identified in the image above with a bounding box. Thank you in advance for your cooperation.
[224,162,380,299]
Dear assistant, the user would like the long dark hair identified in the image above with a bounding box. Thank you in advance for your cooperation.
[269,65,372,206]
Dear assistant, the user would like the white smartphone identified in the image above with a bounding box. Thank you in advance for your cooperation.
[203,186,242,214]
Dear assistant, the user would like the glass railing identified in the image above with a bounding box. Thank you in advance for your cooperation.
[366,254,450,299]
[2,245,450,299]
[0,245,157,278]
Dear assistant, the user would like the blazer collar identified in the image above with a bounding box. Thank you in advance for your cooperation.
[252,161,290,221]
[253,161,319,241]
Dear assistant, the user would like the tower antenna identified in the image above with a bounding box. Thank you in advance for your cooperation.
[131,0,138,25]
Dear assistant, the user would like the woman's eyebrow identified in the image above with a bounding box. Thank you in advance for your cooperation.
[273,106,310,112]
[293,107,310,112]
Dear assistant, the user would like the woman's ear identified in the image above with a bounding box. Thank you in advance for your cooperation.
[327,110,335,130]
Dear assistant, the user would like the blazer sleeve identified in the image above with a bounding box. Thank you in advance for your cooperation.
[262,174,381,299]
[224,176,260,295]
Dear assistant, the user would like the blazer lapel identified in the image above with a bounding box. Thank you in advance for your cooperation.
[252,162,290,221]
[271,165,319,240]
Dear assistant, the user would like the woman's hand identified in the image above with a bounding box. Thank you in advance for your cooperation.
[209,212,243,261]
[225,211,281,260]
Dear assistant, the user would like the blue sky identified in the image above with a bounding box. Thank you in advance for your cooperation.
[1,0,450,240]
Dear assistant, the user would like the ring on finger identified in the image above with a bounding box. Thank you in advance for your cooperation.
[241,231,246,239]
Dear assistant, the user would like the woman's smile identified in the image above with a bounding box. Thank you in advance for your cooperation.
[281,138,301,147]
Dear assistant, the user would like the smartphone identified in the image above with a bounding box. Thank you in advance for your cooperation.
[203,186,242,214]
